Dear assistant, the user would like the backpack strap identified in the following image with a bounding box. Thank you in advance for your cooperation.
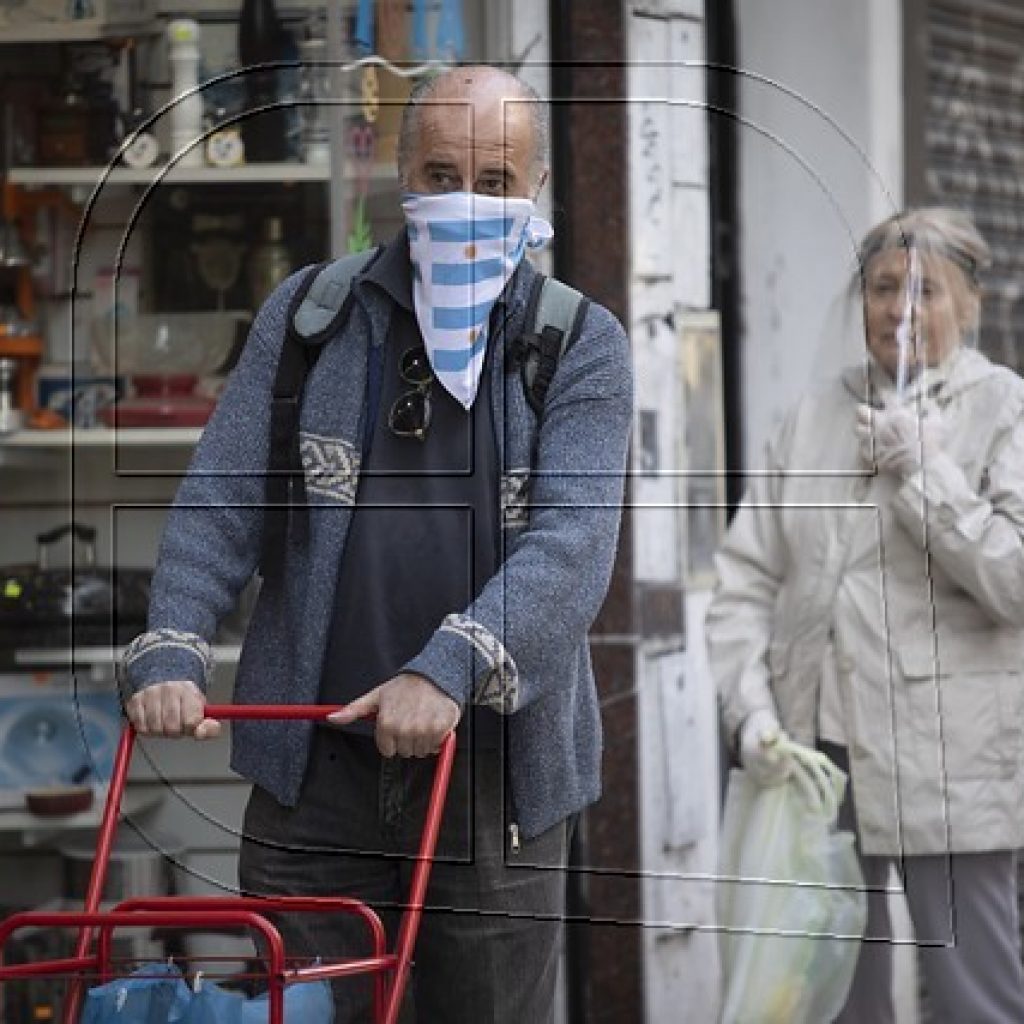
[515,275,590,416]
[260,248,381,579]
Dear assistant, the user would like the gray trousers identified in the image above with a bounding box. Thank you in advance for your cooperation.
[238,727,570,1024]
[822,745,1024,1023]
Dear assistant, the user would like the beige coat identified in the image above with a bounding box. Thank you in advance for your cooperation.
[707,347,1024,855]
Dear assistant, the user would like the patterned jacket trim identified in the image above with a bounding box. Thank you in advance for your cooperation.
[438,612,520,713]
[501,469,531,530]
[121,628,214,684]
[299,431,360,505]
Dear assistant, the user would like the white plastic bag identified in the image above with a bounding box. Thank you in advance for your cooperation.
[718,738,867,1024]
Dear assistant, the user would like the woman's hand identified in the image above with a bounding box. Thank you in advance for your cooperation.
[739,709,791,786]
[855,402,948,477]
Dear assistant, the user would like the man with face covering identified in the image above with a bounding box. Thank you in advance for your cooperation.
[120,67,632,1022]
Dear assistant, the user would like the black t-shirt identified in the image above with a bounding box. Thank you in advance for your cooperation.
[318,233,503,746]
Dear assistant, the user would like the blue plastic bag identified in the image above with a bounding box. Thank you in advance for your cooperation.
[186,974,334,1023]
[181,980,242,1024]
[81,963,334,1023]
[239,978,334,1023]
[80,964,192,1024]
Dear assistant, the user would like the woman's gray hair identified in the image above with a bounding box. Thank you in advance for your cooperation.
[856,206,992,290]
[396,69,550,190]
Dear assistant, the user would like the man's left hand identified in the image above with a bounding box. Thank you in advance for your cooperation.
[855,401,948,477]
[327,673,461,757]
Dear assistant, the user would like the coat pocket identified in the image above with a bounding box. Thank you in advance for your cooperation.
[899,632,1024,779]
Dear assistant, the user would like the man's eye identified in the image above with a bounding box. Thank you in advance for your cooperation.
[476,178,506,195]
[430,171,458,191]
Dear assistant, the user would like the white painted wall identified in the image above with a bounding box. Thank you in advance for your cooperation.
[735,0,903,460]
[626,4,722,1021]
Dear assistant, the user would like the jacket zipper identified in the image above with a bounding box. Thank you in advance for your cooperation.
[509,822,521,854]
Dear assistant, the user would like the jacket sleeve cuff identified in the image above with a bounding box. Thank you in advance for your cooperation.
[119,629,214,693]
[723,693,778,753]
[404,613,520,714]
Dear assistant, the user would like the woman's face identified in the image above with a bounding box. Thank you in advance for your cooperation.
[863,247,974,376]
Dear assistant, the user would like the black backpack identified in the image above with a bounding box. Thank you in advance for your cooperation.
[260,249,590,578]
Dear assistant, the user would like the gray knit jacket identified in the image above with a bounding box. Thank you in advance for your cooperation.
[122,252,633,839]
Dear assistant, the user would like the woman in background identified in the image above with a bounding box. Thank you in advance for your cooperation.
[707,207,1024,1022]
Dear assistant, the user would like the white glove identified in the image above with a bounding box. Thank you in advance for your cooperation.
[855,402,947,477]
[738,709,791,787]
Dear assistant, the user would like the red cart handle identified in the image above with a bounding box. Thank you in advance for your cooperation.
[205,703,358,720]
[66,704,455,1024]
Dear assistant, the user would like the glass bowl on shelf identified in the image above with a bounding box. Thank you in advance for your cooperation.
[90,311,250,428]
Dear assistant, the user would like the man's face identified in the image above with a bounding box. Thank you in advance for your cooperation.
[863,247,972,376]
[402,80,541,199]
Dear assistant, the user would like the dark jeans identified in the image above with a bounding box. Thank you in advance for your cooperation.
[238,727,570,1023]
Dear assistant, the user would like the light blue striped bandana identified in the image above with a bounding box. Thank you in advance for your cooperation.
[402,191,554,409]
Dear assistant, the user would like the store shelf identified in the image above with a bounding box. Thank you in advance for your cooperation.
[0,19,161,43]
[13,645,242,669]
[157,0,323,13]
[0,428,202,448]
[0,789,163,846]
[8,160,397,188]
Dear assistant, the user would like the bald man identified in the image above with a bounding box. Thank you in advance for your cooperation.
[122,66,632,1022]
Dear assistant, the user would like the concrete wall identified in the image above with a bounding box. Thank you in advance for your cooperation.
[625,3,723,1020]
[735,0,903,459]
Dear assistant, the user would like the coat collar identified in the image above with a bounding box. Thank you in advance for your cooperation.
[840,345,1000,408]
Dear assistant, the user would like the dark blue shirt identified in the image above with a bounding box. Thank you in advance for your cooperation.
[319,232,502,745]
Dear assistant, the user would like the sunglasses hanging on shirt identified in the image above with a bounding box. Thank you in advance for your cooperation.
[388,345,435,441]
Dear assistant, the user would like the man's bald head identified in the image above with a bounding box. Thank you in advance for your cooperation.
[396,66,550,194]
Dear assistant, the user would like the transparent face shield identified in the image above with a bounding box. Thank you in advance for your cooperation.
[892,244,923,397]
[820,242,981,408]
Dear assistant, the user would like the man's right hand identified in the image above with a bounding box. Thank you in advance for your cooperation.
[125,680,222,739]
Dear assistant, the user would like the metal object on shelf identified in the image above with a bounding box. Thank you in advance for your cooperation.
[0,523,152,653]
[298,33,331,165]
[0,357,24,433]
[247,216,292,311]
[0,218,29,269]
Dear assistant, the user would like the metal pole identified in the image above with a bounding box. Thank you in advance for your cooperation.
[327,2,349,257]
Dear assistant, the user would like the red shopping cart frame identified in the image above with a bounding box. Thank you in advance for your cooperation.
[0,704,456,1024]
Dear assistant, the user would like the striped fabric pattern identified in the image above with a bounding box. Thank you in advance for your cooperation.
[403,191,553,408]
